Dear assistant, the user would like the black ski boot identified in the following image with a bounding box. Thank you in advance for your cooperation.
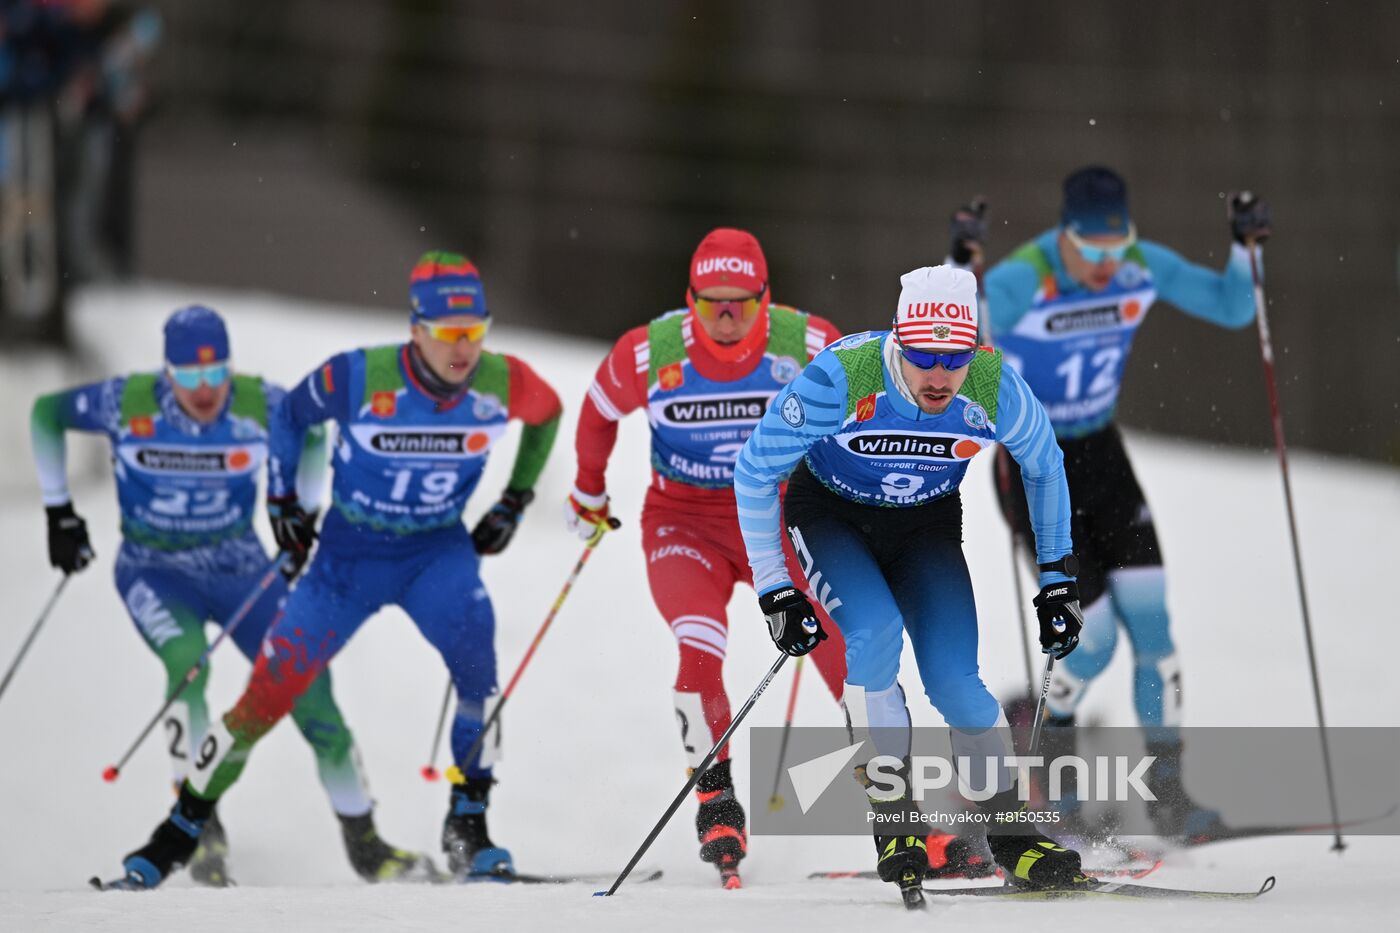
[442,777,513,877]
[339,810,439,883]
[984,790,1085,889]
[1145,740,1227,839]
[860,756,928,899]
[694,759,746,888]
[120,785,215,888]
[189,806,232,887]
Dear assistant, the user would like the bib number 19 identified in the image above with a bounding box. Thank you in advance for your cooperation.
[387,468,457,504]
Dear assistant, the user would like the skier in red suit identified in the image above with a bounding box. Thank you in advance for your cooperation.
[567,228,848,887]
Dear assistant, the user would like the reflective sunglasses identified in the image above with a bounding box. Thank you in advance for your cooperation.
[691,289,764,322]
[419,318,490,344]
[167,362,230,389]
[893,330,976,371]
[1065,223,1137,264]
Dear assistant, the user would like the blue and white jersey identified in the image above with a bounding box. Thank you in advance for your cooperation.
[985,230,1256,437]
[735,331,1072,594]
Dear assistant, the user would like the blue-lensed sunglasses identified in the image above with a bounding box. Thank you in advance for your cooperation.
[167,362,230,389]
[893,330,976,371]
[1065,223,1137,264]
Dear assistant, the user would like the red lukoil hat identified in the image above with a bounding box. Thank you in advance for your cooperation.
[689,228,768,295]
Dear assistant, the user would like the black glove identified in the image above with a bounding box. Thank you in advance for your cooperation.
[1229,191,1271,245]
[267,494,317,580]
[46,502,94,574]
[472,488,534,555]
[1033,580,1084,659]
[949,197,988,265]
[759,586,827,657]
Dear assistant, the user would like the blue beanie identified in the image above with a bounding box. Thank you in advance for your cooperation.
[164,305,229,365]
[1061,166,1131,236]
[409,251,489,321]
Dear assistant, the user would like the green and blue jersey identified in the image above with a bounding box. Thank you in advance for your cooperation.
[30,373,324,568]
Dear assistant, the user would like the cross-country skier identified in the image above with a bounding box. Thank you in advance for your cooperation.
[735,265,1088,897]
[950,167,1271,836]
[566,228,849,888]
[30,305,400,885]
[101,253,563,889]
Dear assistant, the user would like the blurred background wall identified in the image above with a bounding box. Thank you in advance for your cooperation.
[21,0,1400,460]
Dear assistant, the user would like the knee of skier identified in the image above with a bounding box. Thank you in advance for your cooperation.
[288,677,355,761]
[1108,566,1174,661]
[843,621,903,693]
[160,636,210,694]
[671,615,729,679]
[925,673,1001,733]
[1062,596,1119,675]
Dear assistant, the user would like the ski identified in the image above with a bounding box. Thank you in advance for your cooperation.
[811,859,1161,883]
[89,874,148,892]
[1065,802,1399,864]
[1178,803,1397,847]
[923,875,1275,901]
[458,867,664,885]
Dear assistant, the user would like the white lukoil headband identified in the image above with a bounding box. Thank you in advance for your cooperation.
[893,265,980,351]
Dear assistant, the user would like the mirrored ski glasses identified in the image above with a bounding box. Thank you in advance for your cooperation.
[893,332,976,371]
[420,319,490,344]
[691,290,764,322]
[1065,224,1137,264]
[167,362,230,389]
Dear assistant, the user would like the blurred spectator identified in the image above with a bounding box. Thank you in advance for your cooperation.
[0,0,159,345]
[58,0,162,281]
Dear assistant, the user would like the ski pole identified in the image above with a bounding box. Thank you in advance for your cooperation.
[1027,654,1055,758]
[101,553,291,782]
[994,448,1037,696]
[597,652,789,897]
[443,518,620,783]
[766,655,805,811]
[420,678,453,781]
[1246,240,1346,852]
[0,574,70,705]
[1008,533,1036,697]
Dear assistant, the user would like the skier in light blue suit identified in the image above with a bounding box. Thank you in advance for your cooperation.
[735,265,1086,892]
[952,168,1272,836]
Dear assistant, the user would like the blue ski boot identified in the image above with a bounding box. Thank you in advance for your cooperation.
[443,778,513,877]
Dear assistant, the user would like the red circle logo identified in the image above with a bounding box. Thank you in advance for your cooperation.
[953,439,983,459]
[466,432,490,453]
[1122,299,1142,322]
[227,449,251,470]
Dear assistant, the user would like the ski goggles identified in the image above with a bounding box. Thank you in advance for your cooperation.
[167,361,230,389]
[691,289,764,322]
[1065,223,1137,264]
[893,330,976,371]
[418,318,491,344]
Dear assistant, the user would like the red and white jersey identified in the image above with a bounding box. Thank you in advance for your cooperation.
[574,306,841,501]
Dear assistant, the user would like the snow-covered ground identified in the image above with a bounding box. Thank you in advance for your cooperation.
[0,284,1396,931]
